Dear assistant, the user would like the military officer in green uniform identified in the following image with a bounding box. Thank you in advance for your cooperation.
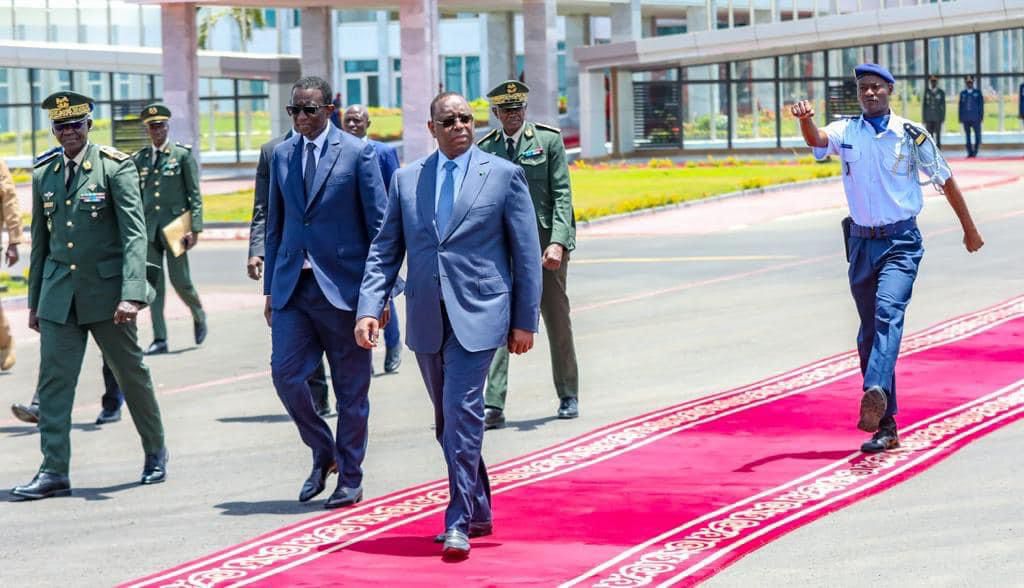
[132,103,206,355]
[922,75,946,148]
[12,91,168,500]
[478,80,580,428]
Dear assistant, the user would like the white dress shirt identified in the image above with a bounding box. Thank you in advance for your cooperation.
[501,125,525,153]
[434,148,473,212]
[813,113,951,227]
[63,143,89,186]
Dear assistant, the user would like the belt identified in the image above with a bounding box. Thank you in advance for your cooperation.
[849,217,917,239]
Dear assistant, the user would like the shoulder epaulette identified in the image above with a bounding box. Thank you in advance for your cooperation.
[99,145,130,162]
[131,146,149,158]
[176,142,193,151]
[534,122,561,134]
[477,128,499,145]
[33,147,62,167]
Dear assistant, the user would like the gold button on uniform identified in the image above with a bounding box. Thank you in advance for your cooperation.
[65,200,71,206]
[155,192,160,197]
[66,221,72,227]
[91,212,98,218]
[155,205,160,210]
[70,264,77,270]
[67,242,74,248]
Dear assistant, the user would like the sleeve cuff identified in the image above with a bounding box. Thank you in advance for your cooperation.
[121,279,148,302]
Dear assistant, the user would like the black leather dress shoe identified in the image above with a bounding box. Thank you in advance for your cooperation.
[484,407,505,430]
[441,528,470,560]
[434,521,492,543]
[384,346,402,373]
[12,472,71,500]
[557,397,579,419]
[95,407,122,425]
[194,321,208,345]
[299,462,336,502]
[858,386,887,432]
[324,485,363,509]
[141,448,169,485]
[315,404,335,419]
[145,340,169,356]
[861,418,900,453]
[11,403,40,424]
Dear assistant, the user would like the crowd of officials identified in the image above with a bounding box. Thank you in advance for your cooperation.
[0,63,998,560]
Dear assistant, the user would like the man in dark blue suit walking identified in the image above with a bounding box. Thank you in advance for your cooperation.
[264,76,388,509]
[342,104,404,374]
[355,92,542,560]
[958,75,984,158]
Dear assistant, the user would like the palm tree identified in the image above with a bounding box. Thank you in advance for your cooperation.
[197,8,266,51]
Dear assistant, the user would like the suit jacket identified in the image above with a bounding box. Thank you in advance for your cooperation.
[357,146,542,354]
[367,139,400,192]
[29,144,149,325]
[958,88,984,124]
[477,122,576,250]
[264,125,387,311]
[0,159,21,245]
[249,130,292,258]
[131,142,202,243]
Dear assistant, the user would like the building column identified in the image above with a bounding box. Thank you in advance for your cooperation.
[610,0,640,156]
[399,0,440,161]
[270,73,295,138]
[301,7,333,80]
[522,0,559,126]
[578,69,607,159]
[563,15,589,130]
[376,10,392,108]
[160,3,199,160]
[480,12,514,127]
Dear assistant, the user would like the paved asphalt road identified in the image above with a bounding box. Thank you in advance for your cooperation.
[1,167,1022,586]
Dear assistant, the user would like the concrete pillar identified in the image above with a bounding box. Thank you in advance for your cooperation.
[480,12,515,127]
[270,74,295,138]
[301,7,333,80]
[522,0,559,126]
[563,15,589,129]
[611,0,641,42]
[610,0,640,155]
[376,10,392,108]
[578,69,606,159]
[160,3,199,160]
[399,0,440,162]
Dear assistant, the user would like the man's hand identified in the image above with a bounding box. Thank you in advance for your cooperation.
[182,232,199,251]
[4,243,17,267]
[790,99,816,120]
[264,296,272,327]
[28,309,39,332]
[355,317,380,349]
[542,243,564,271]
[247,256,264,281]
[113,300,142,325]
[508,328,534,354]
[964,227,985,252]
[380,304,391,330]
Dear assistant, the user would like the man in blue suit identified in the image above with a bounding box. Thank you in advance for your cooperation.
[958,75,984,158]
[355,92,542,560]
[342,104,403,374]
[264,76,388,509]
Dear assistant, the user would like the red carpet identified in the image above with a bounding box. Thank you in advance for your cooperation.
[127,296,1024,587]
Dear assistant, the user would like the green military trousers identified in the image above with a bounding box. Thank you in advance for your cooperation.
[148,236,205,342]
[485,250,579,410]
[37,307,165,475]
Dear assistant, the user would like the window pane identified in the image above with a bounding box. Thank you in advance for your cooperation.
[928,34,977,76]
[444,56,462,94]
[779,52,823,79]
[981,29,1024,74]
[780,80,825,147]
[49,0,78,42]
[15,1,47,41]
[733,58,775,81]
[878,40,925,78]
[0,3,13,41]
[346,78,362,105]
[731,80,778,147]
[829,46,873,80]
[466,56,480,100]
[80,0,110,44]
[344,60,378,74]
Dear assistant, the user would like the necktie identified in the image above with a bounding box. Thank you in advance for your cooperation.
[303,142,317,202]
[436,160,457,234]
[506,137,516,160]
[65,160,76,192]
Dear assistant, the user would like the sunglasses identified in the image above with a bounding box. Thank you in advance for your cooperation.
[497,106,524,114]
[146,121,168,129]
[433,114,473,128]
[286,104,328,116]
[52,119,87,132]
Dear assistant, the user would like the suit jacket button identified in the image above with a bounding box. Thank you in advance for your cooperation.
[438,245,445,252]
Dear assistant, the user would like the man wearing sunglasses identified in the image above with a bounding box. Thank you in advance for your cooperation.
[264,76,388,510]
[12,91,168,500]
[132,103,207,356]
[477,80,579,429]
[355,92,542,559]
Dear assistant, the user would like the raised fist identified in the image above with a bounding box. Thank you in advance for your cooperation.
[790,100,815,120]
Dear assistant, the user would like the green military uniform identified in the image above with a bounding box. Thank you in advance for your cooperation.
[28,92,165,477]
[131,103,205,347]
[479,81,579,414]
[922,77,946,148]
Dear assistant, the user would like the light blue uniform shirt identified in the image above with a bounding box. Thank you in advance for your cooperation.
[813,113,951,227]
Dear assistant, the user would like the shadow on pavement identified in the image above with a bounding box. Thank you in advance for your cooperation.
[217,414,292,424]
[216,500,321,516]
[3,481,143,503]
[504,415,559,432]
[2,422,110,437]
[735,449,853,473]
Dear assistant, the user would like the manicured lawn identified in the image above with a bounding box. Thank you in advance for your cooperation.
[202,158,842,224]
[0,271,29,299]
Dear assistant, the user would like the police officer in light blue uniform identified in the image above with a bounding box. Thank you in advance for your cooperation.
[958,75,984,158]
[791,63,985,454]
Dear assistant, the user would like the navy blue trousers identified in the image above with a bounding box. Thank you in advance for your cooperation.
[963,121,982,156]
[848,227,924,418]
[271,272,372,488]
[414,309,495,533]
[384,299,400,350]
